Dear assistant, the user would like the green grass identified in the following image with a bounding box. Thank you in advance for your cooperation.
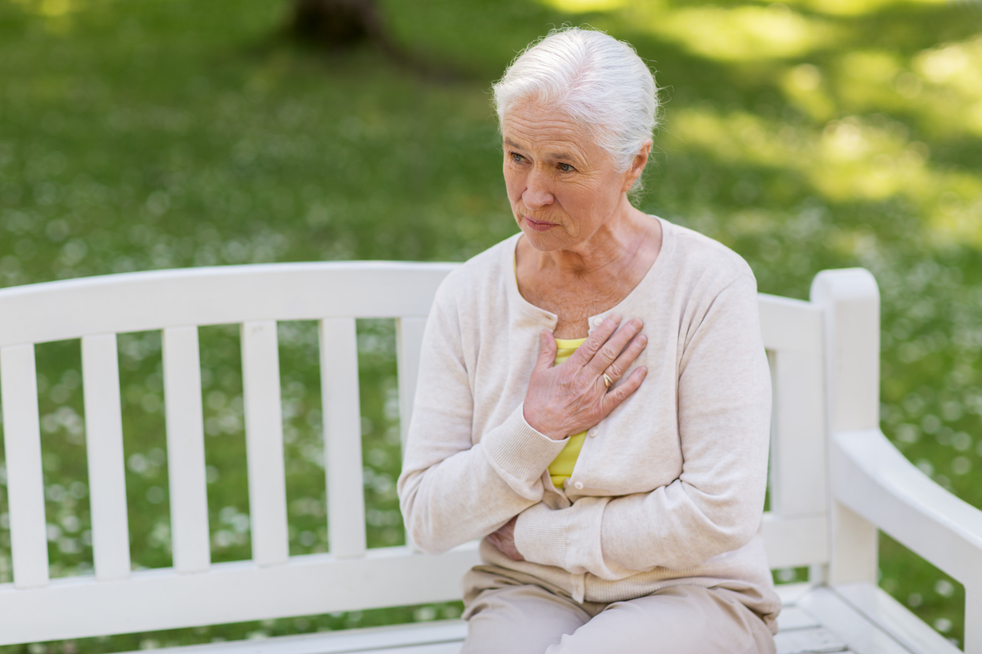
[1,0,981,649]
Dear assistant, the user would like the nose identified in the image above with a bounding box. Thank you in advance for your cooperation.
[522,169,554,210]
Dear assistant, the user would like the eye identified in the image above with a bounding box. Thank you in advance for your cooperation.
[509,152,526,163]
[558,163,575,172]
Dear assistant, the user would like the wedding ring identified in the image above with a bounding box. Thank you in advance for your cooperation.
[602,373,613,389]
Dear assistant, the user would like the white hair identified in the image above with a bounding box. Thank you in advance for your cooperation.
[492,27,659,177]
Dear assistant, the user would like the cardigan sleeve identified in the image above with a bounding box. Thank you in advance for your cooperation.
[397,276,567,555]
[513,273,771,579]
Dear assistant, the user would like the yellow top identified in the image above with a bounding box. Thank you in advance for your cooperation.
[548,337,588,488]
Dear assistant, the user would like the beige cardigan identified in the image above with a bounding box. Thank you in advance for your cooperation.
[397,217,781,629]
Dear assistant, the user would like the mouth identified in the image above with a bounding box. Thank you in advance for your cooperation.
[523,215,558,232]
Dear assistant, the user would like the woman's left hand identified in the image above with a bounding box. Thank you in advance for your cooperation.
[486,516,524,561]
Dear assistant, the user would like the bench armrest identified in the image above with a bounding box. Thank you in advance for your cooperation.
[831,428,982,584]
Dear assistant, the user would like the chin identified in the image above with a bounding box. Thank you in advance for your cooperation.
[520,228,565,252]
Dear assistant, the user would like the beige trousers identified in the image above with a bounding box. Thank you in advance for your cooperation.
[461,568,777,654]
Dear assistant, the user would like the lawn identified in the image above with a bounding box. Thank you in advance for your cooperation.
[0,0,980,649]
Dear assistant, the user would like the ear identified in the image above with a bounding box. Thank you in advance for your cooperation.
[621,139,653,193]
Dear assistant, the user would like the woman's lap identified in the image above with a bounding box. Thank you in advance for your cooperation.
[461,575,775,654]
[462,581,593,654]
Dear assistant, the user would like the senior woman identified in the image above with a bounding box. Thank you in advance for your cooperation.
[397,27,780,654]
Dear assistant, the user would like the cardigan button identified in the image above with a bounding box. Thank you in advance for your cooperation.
[588,429,598,438]
[574,481,584,490]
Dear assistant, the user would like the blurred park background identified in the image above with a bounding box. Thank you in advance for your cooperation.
[0,0,980,649]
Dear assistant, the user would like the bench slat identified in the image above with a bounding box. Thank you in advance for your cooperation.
[113,619,468,654]
[768,348,828,517]
[163,326,211,573]
[762,513,828,570]
[81,334,132,581]
[320,318,366,559]
[0,343,49,589]
[777,606,822,631]
[241,320,289,566]
[795,586,927,653]
[0,545,480,645]
[396,317,427,453]
[758,295,822,354]
[774,627,848,653]
[0,263,456,349]
[836,581,962,653]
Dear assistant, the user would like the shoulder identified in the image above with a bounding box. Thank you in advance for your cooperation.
[661,219,757,295]
[658,221,765,355]
[431,233,517,314]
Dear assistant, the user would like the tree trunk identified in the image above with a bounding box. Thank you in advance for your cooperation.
[287,0,386,49]
[285,0,465,81]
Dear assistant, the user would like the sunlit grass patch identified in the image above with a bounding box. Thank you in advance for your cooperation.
[912,35,982,137]
[540,0,632,13]
[827,36,982,139]
[781,63,836,121]
[667,106,982,246]
[786,0,947,17]
[627,3,845,62]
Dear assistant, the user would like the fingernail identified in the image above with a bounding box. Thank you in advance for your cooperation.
[632,318,643,329]
[638,335,648,346]
[610,313,622,324]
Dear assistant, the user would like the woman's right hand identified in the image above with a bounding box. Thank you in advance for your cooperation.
[523,314,648,441]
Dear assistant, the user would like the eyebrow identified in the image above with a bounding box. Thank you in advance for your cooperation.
[503,139,579,162]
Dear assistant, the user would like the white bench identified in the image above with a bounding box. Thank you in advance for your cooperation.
[0,263,980,654]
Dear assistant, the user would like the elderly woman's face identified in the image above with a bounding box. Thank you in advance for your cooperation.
[502,103,633,253]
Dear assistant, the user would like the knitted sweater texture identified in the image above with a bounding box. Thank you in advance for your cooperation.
[397,217,781,629]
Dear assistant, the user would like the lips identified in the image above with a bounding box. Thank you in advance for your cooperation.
[524,215,557,232]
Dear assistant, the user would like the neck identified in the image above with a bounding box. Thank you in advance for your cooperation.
[531,200,647,280]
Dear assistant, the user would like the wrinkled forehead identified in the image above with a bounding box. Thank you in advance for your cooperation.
[500,102,608,162]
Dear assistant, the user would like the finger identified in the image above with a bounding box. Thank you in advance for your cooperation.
[533,329,557,373]
[567,313,621,367]
[585,318,643,376]
[599,366,647,414]
[603,333,648,383]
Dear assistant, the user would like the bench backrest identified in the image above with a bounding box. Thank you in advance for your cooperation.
[0,262,869,645]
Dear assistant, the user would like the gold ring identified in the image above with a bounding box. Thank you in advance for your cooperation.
[602,373,613,389]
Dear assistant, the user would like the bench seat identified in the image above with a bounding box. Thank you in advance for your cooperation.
[774,583,959,654]
[103,583,954,654]
[115,621,469,654]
